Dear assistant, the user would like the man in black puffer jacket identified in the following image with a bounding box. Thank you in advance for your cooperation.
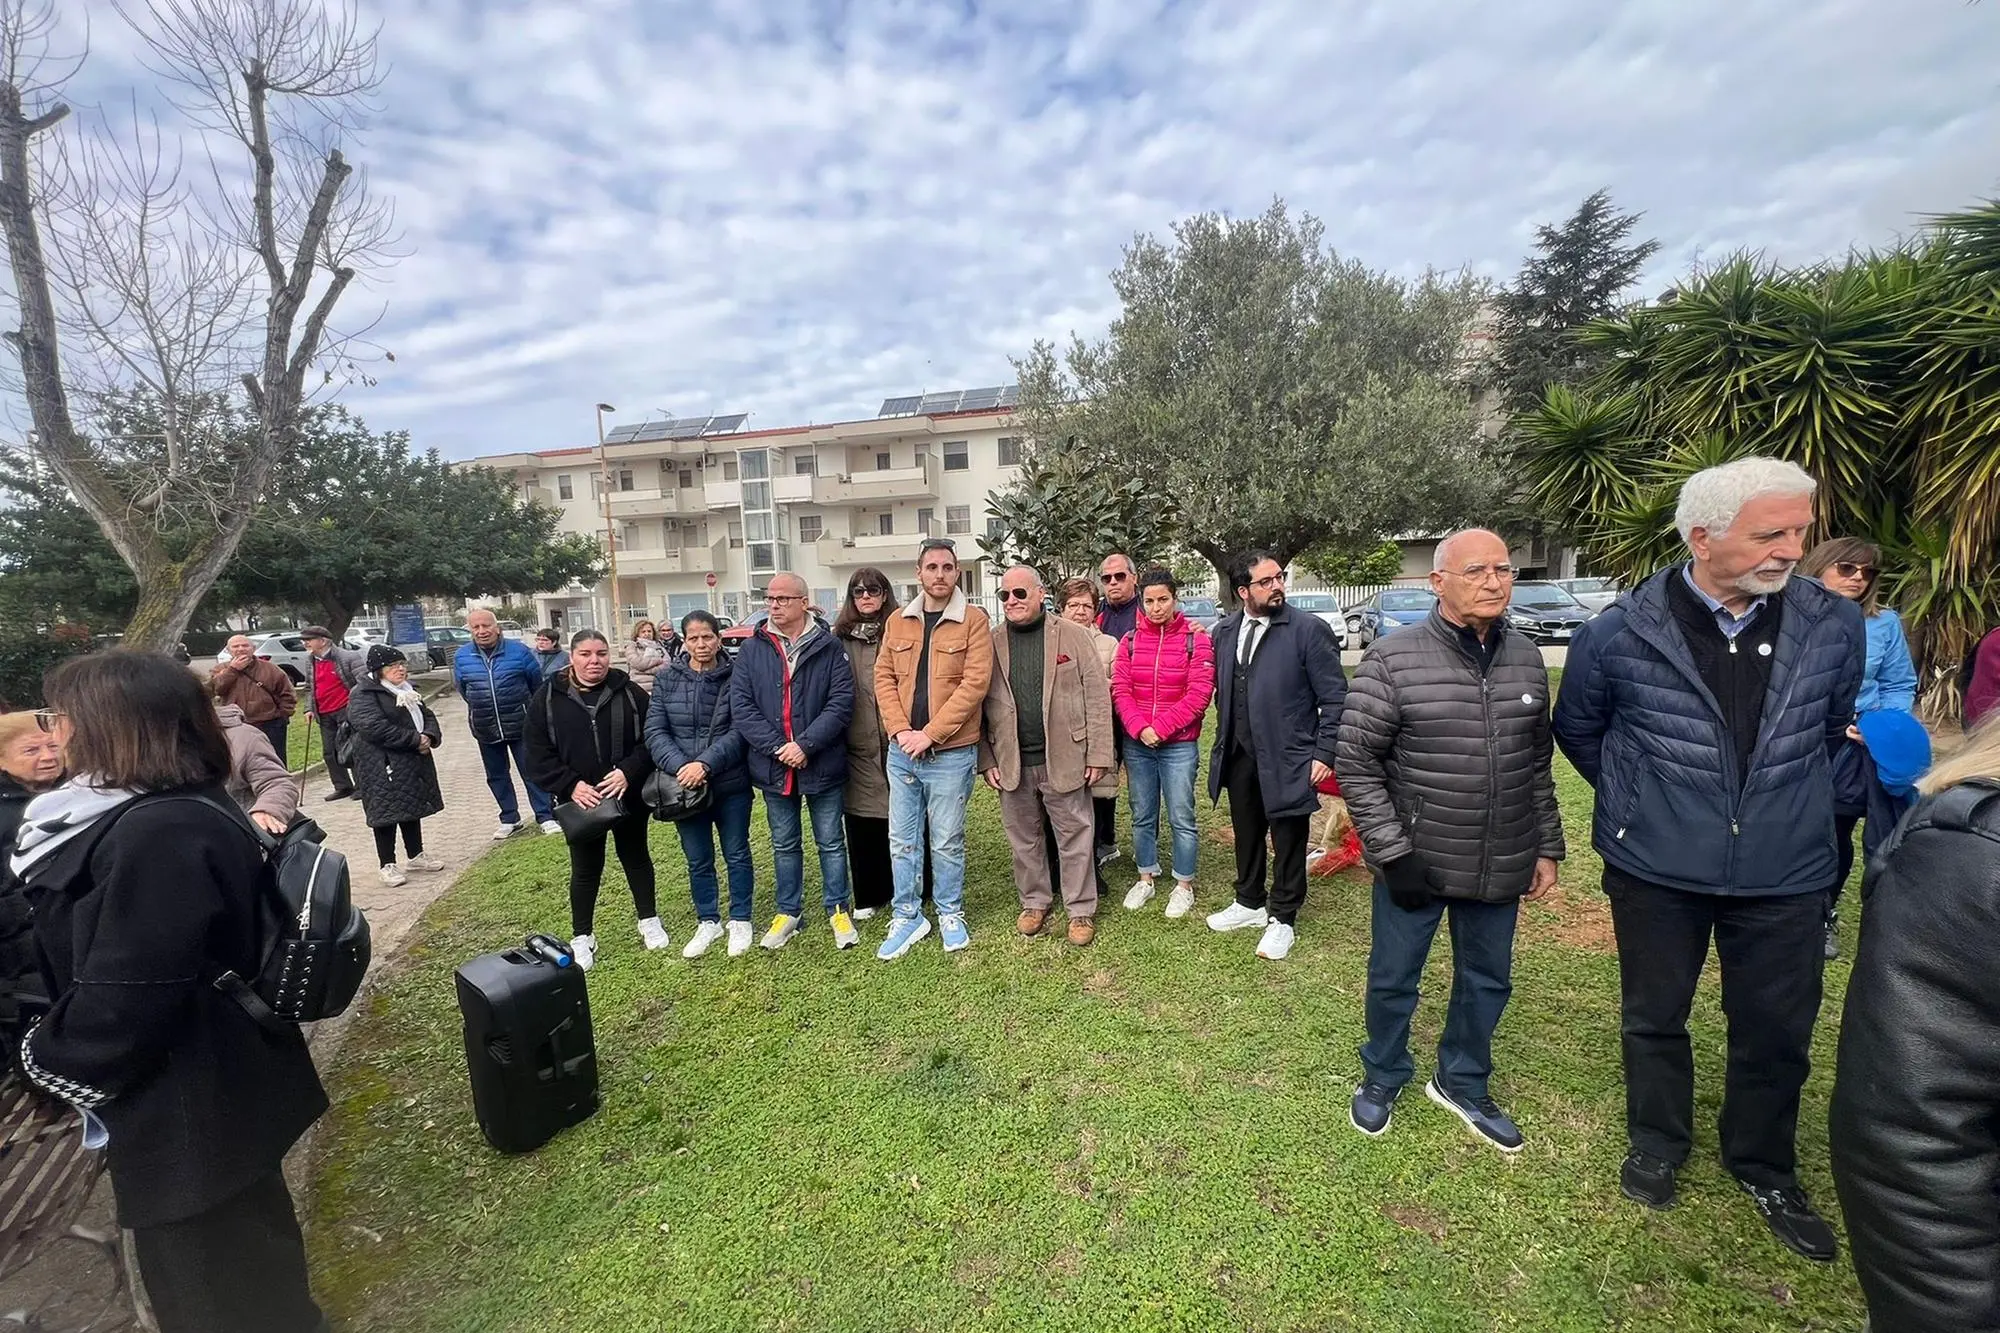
[1555,456,1864,1265]
[1338,529,1564,1155]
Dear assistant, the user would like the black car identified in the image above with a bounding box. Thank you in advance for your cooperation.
[425,625,473,668]
[1506,582,1595,644]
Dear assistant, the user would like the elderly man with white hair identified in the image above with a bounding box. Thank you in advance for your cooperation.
[1555,456,1864,1265]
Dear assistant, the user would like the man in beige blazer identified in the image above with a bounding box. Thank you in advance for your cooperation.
[980,565,1114,945]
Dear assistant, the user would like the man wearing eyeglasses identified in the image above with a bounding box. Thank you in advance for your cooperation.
[1338,529,1563,1153]
[730,572,857,951]
[1093,552,1142,869]
[873,538,994,959]
[1205,550,1346,961]
[980,565,1114,946]
[1555,457,1864,1264]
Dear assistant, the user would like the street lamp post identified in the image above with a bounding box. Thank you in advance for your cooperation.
[595,403,621,643]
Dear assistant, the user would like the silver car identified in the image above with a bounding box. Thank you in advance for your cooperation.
[1554,577,1622,614]
[222,629,418,683]
[1283,593,1349,650]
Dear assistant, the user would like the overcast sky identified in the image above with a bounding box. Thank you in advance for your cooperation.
[45,0,2000,459]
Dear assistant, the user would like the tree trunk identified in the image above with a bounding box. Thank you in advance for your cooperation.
[120,520,247,650]
[313,585,359,641]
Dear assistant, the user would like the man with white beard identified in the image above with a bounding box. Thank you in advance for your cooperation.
[1555,456,1864,1266]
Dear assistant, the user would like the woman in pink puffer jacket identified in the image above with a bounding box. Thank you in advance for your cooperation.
[1112,569,1216,919]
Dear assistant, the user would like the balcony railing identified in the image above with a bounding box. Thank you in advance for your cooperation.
[811,454,940,505]
[606,487,706,519]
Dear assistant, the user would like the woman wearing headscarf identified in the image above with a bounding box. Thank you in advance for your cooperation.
[346,644,446,887]
[834,569,898,917]
[526,629,660,970]
[11,652,327,1333]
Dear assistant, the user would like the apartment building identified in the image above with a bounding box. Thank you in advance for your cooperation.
[461,387,1027,634]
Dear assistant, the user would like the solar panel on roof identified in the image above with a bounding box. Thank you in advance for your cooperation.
[703,413,747,434]
[632,423,675,442]
[997,385,1020,406]
[919,392,963,413]
[606,424,644,442]
[665,420,707,439]
[878,396,923,417]
[958,389,1002,411]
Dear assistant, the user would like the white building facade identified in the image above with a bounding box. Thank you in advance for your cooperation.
[461,389,1027,635]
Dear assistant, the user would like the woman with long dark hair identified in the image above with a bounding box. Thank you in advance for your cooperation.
[526,629,660,970]
[834,568,897,916]
[11,652,326,1333]
[645,611,754,958]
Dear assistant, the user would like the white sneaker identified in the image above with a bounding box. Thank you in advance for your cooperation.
[1255,921,1296,960]
[378,863,407,887]
[682,921,726,959]
[852,907,877,921]
[405,854,446,873]
[492,821,524,841]
[725,921,753,957]
[538,819,563,836]
[570,934,597,970]
[1122,879,1156,910]
[760,914,800,950]
[1165,882,1196,918]
[1206,901,1269,933]
[637,916,670,951]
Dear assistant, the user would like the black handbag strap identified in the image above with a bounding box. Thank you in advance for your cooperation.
[695,677,727,757]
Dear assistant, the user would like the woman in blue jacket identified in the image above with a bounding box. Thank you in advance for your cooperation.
[644,612,754,959]
[1801,538,1922,958]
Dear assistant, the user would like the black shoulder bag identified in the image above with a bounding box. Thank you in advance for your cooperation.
[642,682,725,822]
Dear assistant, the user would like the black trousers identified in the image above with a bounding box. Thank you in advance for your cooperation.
[1224,744,1310,925]
[132,1169,325,1333]
[257,718,292,765]
[372,819,424,866]
[848,814,932,908]
[1094,795,1117,852]
[1603,866,1825,1188]
[317,708,353,793]
[568,814,657,936]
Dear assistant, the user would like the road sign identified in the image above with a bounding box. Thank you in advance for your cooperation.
[705,572,718,588]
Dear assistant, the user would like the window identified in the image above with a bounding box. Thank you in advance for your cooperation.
[589,473,602,498]
[876,451,892,471]
[878,512,895,536]
[946,505,971,534]
[557,474,573,500]
[987,517,1006,541]
[749,545,774,572]
[997,436,1021,466]
[916,507,933,535]
[797,515,823,544]
[746,512,773,542]
[814,588,836,616]
[794,454,816,476]
[679,469,694,489]
[740,451,769,480]
[620,522,640,549]
[943,440,969,471]
[959,567,982,598]
[742,481,770,510]
[727,521,744,550]
[618,469,635,492]
[723,460,739,481]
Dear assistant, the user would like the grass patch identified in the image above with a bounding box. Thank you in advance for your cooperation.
[306,710,1864,1332]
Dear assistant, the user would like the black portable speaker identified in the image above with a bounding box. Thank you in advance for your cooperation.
[454,934,599,1153]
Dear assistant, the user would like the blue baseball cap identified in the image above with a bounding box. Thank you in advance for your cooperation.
[1857,709,1933,798]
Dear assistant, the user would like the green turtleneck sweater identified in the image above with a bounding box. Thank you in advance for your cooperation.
[1009,614,1046,768]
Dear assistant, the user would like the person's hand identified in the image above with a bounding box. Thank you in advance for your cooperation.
[417,735,432,754]
[676,761,708,787]
[1139,726,1161,747]
[777,741,808,769]
[1310,760,1333,788]
[596,769,629,798]
[1524,857,1559,902]
[897,729,935,758]
[985,768,1003,790]
[1084,766,1106,786]
[1845,723,1863,743]
[250,811,287,835]
[1381,855,1434,912]
[570,780,601,808]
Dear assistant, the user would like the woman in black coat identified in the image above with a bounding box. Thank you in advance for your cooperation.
[347,645,446,887]
[11,651,326,1333]
[1830,716,2000,1332]
[525,629,658,971]
[0,710,64,1066]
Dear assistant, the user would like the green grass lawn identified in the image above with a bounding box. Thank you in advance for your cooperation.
[304,714,1866,1331]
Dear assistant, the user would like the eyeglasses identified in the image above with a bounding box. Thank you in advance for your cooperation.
[32,709,63,733]
[1448,564,1518,582]
[852,585,888,598]
[1250,572,1287,590]
[1832,561,1878,581]
[762,593,806,605]
[999,587,1038,602]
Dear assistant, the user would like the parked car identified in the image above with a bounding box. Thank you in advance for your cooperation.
[224,629,376,684]
[1179,596,1221,632]
[496,619,529,642]
[720,608,828,655]
[425,625,474,667]
[1554,576,1622,614]
[1281,593,1348,650]
[1348,588,1438,648]
[1506,582,1596,644]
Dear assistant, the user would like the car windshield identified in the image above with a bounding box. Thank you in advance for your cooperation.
[1513,584,1582,610]
[1565,578,1613,594]
[1181,598,1217,617]
[1380,591,1436,611]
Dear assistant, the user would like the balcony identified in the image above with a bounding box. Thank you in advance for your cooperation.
[816,530,937,568]
[773,473,815,504]
[606,487,704,519]
[811,454,940,505]
[611,540,726,577]
[705,479,742,509]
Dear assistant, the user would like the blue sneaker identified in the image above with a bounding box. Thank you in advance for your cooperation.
[1425,1076,1525,1153]
[876,913,932,961]
[938,912,970,952]
[1349,1081,1400,1137]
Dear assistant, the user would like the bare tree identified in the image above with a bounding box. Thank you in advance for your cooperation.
[0,0,392,647]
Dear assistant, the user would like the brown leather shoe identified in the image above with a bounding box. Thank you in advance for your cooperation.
[1067,918,1096,946]
[1017,908,1047,936]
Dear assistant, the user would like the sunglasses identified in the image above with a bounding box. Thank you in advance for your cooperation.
[999,587,1038,602]
[1832,561,1877,581]
[851,585,889,597]
[919,538,957,554]
[32,709,63,733]
[1102,571,1132,583]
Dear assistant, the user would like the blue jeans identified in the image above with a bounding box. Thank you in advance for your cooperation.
[677,788,756,922]
[1125,740,1200,880]
[1359,877,1520,1100]
[764,787,849,918]
[477,735,554,824]
[888,744,975,918]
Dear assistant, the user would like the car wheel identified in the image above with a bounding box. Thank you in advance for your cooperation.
[1346,614,1363,636]
[281,666,305,685]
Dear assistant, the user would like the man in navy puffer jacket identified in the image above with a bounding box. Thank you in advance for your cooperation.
[454,608,557,837]
[1555,457,1864,1266]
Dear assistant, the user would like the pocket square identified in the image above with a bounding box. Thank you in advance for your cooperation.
[1057,654,1072,664]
